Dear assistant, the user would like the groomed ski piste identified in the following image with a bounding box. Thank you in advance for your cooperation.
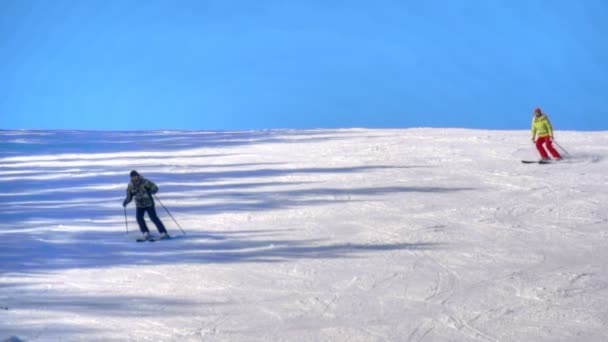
[1,128,607,341]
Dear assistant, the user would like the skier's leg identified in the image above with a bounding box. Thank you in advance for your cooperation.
[136,207,150,234]
[147,206,168,234]
[545,139,562,159]
[535,137,549,159]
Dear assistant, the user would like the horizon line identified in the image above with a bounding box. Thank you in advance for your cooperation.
[1,127,607,133]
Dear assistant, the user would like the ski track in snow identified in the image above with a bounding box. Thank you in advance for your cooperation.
[1,128,607,341]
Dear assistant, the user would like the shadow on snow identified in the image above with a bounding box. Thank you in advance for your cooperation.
[0,129,455,340]
[0,229,440,274]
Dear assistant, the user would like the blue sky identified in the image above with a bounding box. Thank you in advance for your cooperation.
[1,0,607,130]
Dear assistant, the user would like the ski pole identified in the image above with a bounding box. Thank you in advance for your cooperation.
[153,194,186,235]
[123,206,129,234]
[554,140,572,158]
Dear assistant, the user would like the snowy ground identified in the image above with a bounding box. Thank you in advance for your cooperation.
[1,128,607,341]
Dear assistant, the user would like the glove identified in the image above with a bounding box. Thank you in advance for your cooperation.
[122,200,128,207]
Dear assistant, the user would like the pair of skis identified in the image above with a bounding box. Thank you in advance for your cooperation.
[521,159,557,164]
[136,235,171,242]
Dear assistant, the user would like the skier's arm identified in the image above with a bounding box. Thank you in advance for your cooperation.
[123,185,133,206]
[546,119,554,138]
[531,119,537,141]
[146,180,159,194]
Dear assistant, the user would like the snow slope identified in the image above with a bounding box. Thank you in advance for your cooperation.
[1,129,607,341]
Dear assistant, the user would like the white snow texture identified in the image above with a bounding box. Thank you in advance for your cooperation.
[1,129,607,341]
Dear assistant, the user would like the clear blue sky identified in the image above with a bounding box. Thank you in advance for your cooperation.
[1,0,607,130]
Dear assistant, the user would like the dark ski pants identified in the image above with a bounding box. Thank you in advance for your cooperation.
[536,136,562,159]
[136,206,167,234]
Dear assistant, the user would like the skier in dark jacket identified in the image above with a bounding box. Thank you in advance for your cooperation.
[123,170,170,241]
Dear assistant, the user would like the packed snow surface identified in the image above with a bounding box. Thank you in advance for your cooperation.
[1,128,607,341]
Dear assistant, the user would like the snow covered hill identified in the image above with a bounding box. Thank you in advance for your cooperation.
[1,129,607,341]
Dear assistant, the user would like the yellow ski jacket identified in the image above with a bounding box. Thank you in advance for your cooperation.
[531,114,554,140]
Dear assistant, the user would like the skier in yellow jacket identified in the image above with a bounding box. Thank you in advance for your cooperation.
[531,108,562,161]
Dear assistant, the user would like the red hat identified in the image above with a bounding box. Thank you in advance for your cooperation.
[534,107,542,114]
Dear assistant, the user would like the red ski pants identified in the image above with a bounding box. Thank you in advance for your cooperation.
[535,136,561,159]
